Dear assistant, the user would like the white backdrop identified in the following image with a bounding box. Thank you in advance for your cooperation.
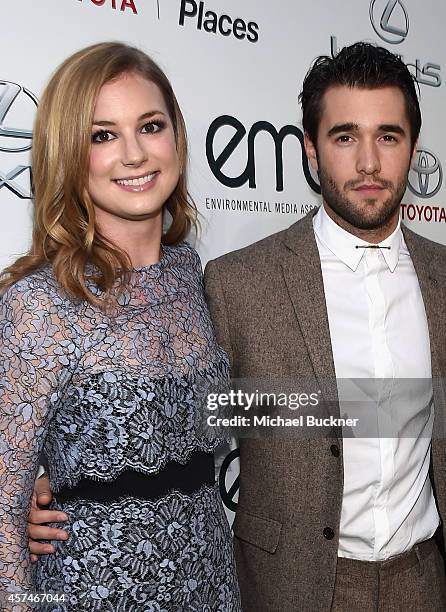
[1,0,445,519]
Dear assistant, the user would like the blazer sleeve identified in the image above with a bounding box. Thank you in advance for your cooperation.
[203,259,234,372]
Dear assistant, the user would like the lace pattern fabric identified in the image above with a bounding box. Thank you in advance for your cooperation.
[36,485,240,612]
[47,364,226,490]
[0,243,240,609]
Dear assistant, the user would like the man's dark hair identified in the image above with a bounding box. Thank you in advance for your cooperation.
[299,42,421,149]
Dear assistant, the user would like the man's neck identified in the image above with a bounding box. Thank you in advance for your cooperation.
[322,202,400,244]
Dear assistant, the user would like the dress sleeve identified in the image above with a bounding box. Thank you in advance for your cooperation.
[0,279,80,595]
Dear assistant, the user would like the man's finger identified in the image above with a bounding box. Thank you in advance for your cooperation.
[36,492,53,507]
[28,509,67,525]
[29,541,56,556]
[28,524,68,541]
[34,475,52,499]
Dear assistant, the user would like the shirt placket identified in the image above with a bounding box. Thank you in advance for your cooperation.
[363,248,395,558]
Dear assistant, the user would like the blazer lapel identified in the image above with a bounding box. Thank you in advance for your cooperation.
[279,212,339,417]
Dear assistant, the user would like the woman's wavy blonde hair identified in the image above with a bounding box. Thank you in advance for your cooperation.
[0,42,197,304]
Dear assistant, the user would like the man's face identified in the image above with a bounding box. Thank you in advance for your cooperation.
[304,86,415,236]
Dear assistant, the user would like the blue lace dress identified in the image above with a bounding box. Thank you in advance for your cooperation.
[0,243,241,611]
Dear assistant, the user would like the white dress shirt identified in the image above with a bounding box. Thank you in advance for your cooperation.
[313,205,439,561]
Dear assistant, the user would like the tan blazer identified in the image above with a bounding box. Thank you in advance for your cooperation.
[204,210,446,611]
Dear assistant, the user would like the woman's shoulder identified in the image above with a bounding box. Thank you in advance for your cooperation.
[0,266,75,313]
[167,241,202,271]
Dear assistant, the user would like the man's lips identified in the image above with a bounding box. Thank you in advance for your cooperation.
[354,184,385,191]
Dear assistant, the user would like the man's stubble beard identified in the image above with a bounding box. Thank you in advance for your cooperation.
[318,164,409,232]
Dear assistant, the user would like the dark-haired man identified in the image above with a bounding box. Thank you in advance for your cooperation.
[204,42,446,610]
[29,43,446,610]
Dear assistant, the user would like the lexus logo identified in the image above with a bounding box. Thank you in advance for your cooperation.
[408,149,443,199]
[369,0,409,44]
[0,80,37,200]
[0,165,32,200]
[0,81,37,152]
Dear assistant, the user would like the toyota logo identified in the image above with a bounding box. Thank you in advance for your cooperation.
[408,149,443,199]
[0,81,38,153]
[369,0,409,45]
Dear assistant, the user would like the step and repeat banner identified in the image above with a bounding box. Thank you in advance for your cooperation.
[1,0,445,521]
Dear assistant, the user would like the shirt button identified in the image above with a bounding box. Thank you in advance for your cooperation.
[330,444,340,457]
[323,527,335,540]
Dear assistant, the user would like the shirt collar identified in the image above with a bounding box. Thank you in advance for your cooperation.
[313,204,403,272]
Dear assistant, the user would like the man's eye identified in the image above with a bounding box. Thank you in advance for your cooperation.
[381,134,397,142]
[92,130,114,144]
[336,135,352,143]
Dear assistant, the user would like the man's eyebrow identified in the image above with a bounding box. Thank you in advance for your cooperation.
[326,122,407,138]
[378,124,406,136]
[327,123,359,137]
[92,110,166,127]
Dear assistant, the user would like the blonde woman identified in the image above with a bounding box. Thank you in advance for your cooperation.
[0,43,240,610]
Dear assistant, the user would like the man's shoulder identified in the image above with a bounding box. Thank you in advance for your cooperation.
[211,229,284,269]
[208,210,316,272]
[403,224,446,261]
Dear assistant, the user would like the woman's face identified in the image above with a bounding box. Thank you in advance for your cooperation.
[88,72,180,231]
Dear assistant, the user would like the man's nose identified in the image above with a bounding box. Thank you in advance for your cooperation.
[356,140,381,175]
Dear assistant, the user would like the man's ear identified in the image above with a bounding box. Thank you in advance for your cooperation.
[304,132,319,172]
[410,139,418,167]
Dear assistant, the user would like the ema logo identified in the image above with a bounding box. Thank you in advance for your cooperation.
[206,115,320,194]
[179,0,259,43]
[218,448,240,513]
[369,0,409,44]
[0,81,36,200]
[408,149,443,199]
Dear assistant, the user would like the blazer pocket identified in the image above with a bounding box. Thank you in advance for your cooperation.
[233,507,282,554]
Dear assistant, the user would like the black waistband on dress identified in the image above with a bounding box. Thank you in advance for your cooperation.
[55,451,215,503]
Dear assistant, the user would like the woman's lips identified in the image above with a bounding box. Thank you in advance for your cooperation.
[113,171,159,193]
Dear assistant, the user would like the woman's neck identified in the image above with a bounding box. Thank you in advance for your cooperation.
[96,211,163,268]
